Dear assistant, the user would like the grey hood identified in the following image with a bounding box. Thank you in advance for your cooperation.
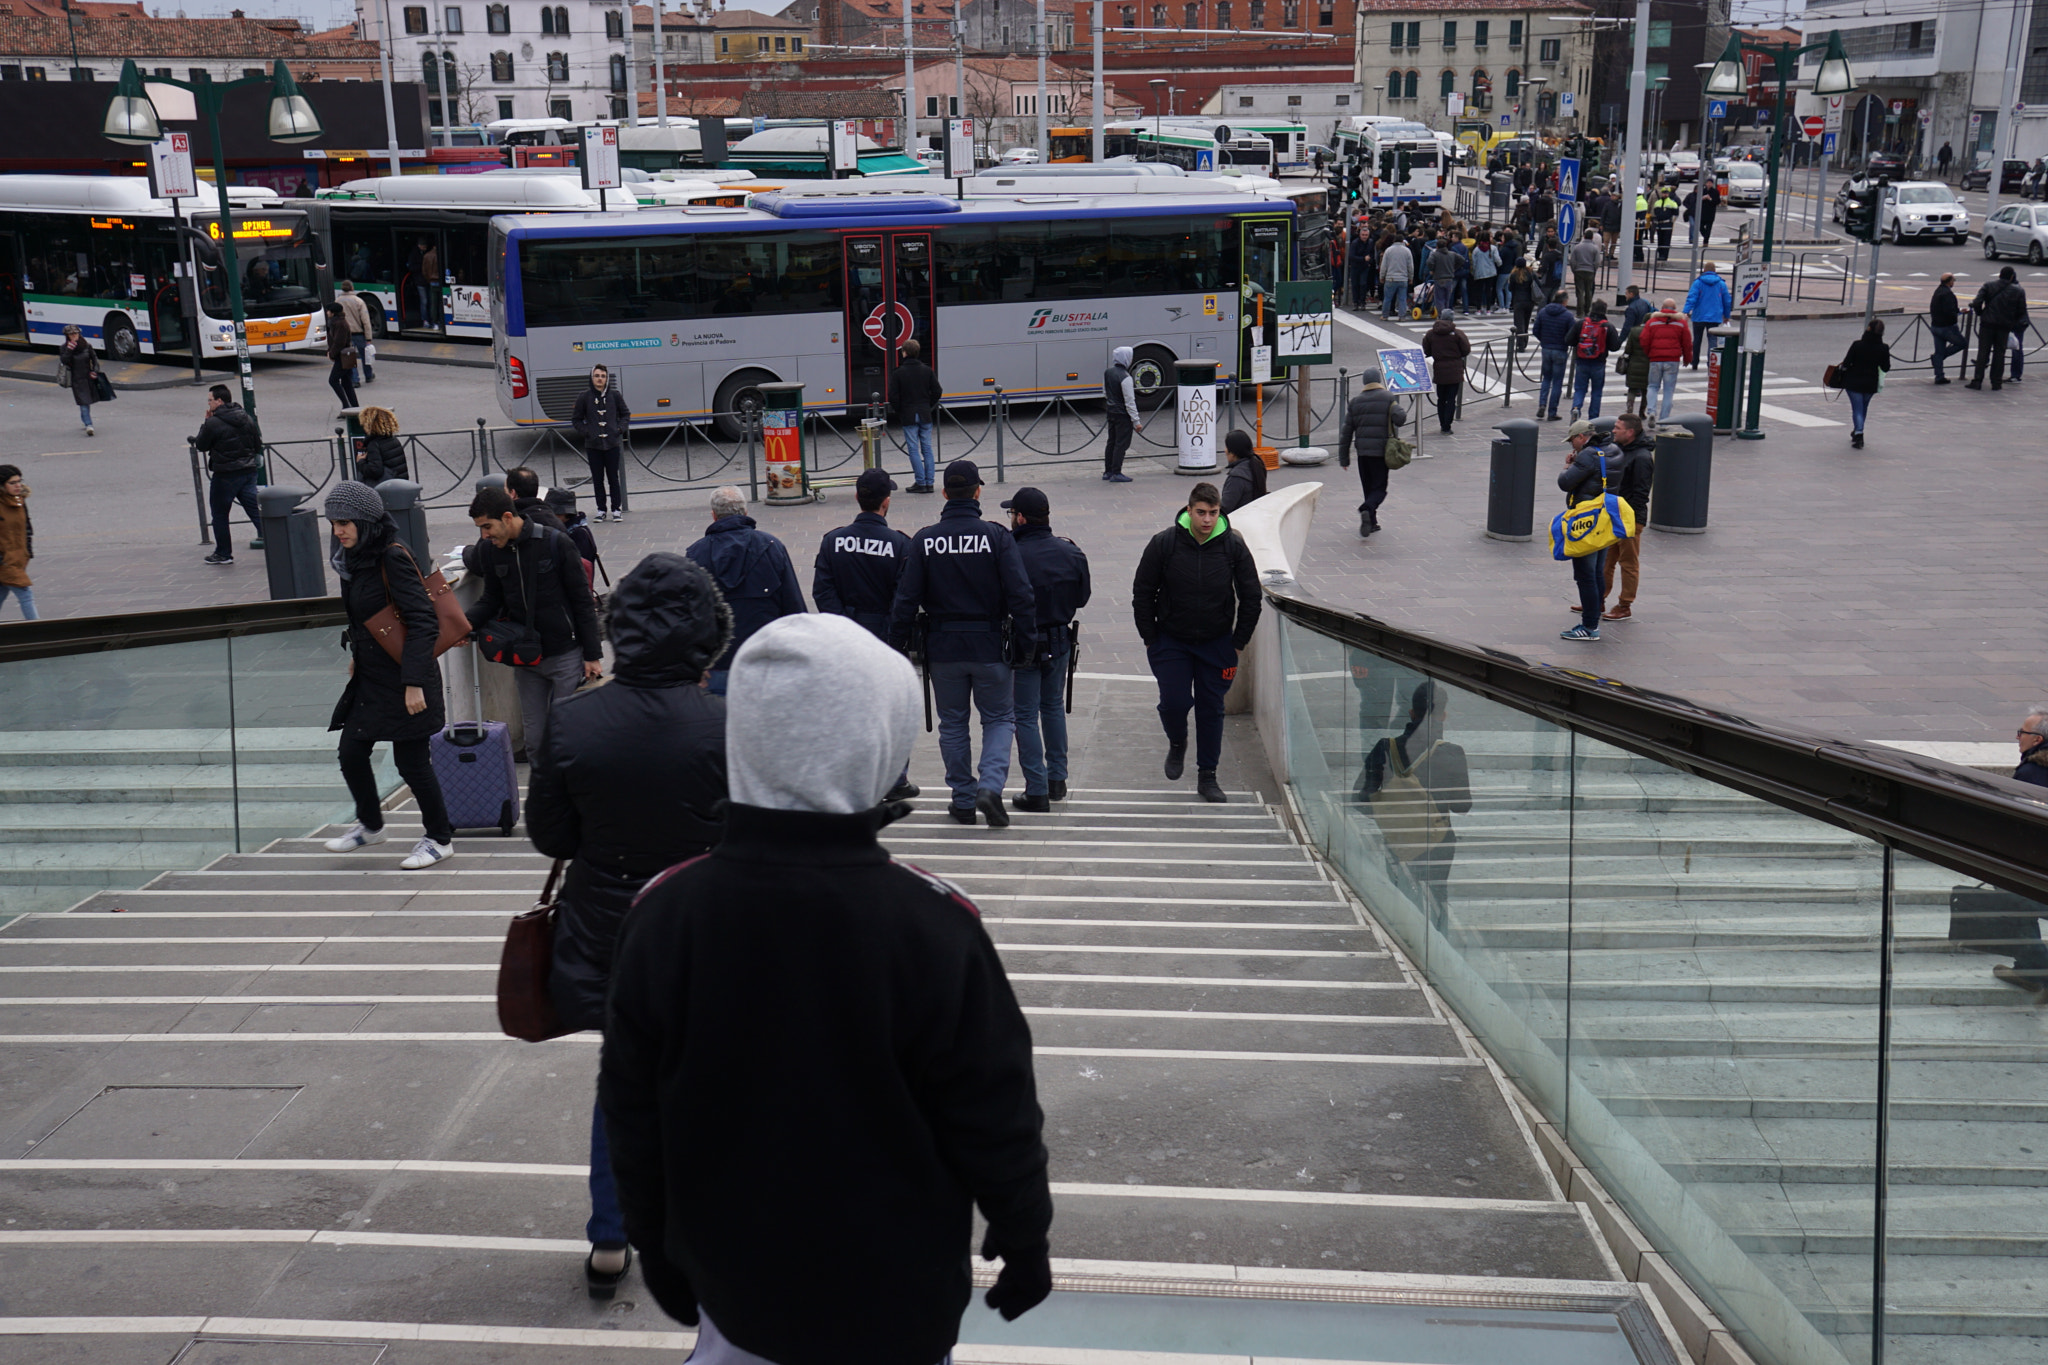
[1111,345,1133,367]
[726,614,920,815]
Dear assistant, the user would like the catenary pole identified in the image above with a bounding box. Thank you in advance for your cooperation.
[904,0,918,155]
[377,0,401,175]
[1036,0,1049,161]
[1616,0,1650,304]
[1092,0,1104,162]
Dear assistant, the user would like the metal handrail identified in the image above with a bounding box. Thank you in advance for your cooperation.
[0,596,346,662]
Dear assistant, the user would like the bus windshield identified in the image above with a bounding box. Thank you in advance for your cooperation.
[196,213,321,319]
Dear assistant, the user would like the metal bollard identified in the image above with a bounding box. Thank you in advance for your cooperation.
[376,479,430,564]
[257,484,326,600]
[992,387,1005,484]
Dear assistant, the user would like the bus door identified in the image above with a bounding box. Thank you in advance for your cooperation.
[396,228,448,334]
[842,232,935,413]
[0,233,22,342]
[1238,216,1291,380]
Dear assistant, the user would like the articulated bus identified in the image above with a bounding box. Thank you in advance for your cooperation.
[490,187,1296,438]
[1063,118,1309,172]
[302,173,743,342]
[1332,118,1443,208]
[1102,122,1275,175]
[0,175,326,360]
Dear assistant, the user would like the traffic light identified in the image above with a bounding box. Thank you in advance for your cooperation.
[1340,158,1360,201]
[1842,182,1880,243]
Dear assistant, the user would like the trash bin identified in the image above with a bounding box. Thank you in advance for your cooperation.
[760,381,810,504]
[1484,416,1541,542]
[1708,327,1742,434]
[377,478,430,564]
[1650,411,1713,533]
[1173,360,1221,473]
[1488,171,1513,219]
[258,484,326,600]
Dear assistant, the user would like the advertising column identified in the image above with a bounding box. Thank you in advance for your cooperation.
[1174,359,1220,474]
[760,381,810,504]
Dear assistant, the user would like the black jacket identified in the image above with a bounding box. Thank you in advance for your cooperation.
[1930,283,1961,329]
[2016,746,2048,791]
[1974,279,2029,330]
[1011,520,1091,637]
[1131,510,1261,650]
[1337,386,1406,468]
[327,533,447,743]
[685,514,807,672]
[463,519,603,662]
[1221,455,1267,513]
[57,338,99,406]
[529,554,730,1033]
[890,498,1035,664]
[571,384,630,450]
[600,802,1051,1365]
[1559,441,1625,504]
[889,357,945,425]
[813,510,910,639]
[1611,434,1656,522]
[195,402,263,475]
[354,434,408,485]
[1835,335,1891,395]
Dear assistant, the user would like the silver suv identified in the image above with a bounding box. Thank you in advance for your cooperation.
[1833,179,1970,244]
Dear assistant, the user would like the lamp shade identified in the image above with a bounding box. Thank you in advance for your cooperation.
[1704,33,1746,98]
[1812,30,1857,95]
[266,60,322,144]
[102,59,163,146]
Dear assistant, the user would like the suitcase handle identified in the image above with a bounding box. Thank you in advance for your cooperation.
[445,724,490,748]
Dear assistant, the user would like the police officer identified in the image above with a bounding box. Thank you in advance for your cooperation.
[1000,486,1091,813]
[891,459,1035,827]
[815,466,919,802]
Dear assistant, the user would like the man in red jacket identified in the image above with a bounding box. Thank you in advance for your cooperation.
[1639,300,1695,421]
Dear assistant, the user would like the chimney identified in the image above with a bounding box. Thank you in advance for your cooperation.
[231,8,245,17]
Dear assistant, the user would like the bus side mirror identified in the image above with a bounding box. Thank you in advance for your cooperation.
[175,225,223,270]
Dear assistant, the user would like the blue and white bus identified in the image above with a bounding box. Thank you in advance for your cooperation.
[490,186,1297,438]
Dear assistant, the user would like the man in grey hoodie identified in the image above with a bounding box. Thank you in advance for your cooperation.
[1102,344,1141,483]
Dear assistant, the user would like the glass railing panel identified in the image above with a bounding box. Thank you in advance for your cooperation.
[1884,850,2048,1362]
[1,637,236,920]
[1562,736,1884,1365]
[226,625,393,851]
[1280,617,1577,1123]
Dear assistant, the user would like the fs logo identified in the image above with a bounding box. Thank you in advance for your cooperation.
[1028,308,1055,331]
[1027,308,1110,331]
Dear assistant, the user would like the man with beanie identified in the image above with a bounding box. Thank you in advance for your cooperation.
[1000,486,1090,813]
[601,614,1054,1360]
[1220,429,1266,513]
[815,467,919,803]
[891,459,1035,827]
[464,486,604,758]
[570,363,630,520]
[686,486,807,696]
[1132,482,1261,803]
[1102,344,1141,482]
[1336,366,1407,538]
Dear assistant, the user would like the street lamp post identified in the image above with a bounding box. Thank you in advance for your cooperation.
[102,57,323,421]
[1374,84,1384,117]
[1688,60,1715,283]
[1149,77,1167,140]
[1520,76,1546,146]
[1706,30,1856,440]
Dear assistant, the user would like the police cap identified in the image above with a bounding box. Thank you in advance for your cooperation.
[942,459,982,492]
[999,486,1049,519]
[855,467,897,497]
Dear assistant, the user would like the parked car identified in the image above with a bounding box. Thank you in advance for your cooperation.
[914,146,944,166]
[1983,201,2048,263]
[1831,178,1970,244]
[998,146,1041,165]
[1862,150,1908,181]
[1720,160,1767,206]
[1664,150,1702,183]
[1962,154,2028,192]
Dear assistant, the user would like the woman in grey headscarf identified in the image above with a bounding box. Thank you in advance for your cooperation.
[320,480,456,869]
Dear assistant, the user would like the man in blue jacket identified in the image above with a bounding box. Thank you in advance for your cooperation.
[685,485,807,696]
[1531,293,1580,421]
[1682,263,1732,369]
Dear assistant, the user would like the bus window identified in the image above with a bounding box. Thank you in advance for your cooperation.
[218,242,317,314]
[992,224,1043,302]
[935,226,996,304]
[337,225,391,288]
[1104,133,1136,158]
[1030,223,1105,300]
[1049,132,1092,162]
[22,224,88,297]
[443,224,488,289]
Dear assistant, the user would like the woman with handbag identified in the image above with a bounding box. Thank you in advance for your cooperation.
[1833,318,1891,450]
[524,552,731,1300]
[320,480,456,870]
[325,303,360,410]
[56,324,102,437]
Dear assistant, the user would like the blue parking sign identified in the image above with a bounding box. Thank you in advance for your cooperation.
[1708,100,1728,120]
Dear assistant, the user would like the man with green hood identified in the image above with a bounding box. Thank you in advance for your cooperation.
[1131,482,1262,804]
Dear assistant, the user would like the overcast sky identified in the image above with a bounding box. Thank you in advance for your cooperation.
[156,1,360,30]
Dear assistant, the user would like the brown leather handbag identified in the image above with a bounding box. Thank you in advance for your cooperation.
[364,545,470,663]
[498,857,573,1042]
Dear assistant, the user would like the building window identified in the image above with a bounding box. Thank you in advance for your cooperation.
[487,3,508,33]
[1120,5,1134,26]
[1442,21,1456,48]
[773,35,786,50]
[151,67,171,77]
[1403,70,1418,99]
[1335,92,1348,105]
[541,5,568,34]
[1647,19,1671,48]
[549,97,571,119]
[1238,95,1253,108]
[1389,21,1404,48]
[25,66,44,79]
[430,99,444,124]
[187,67,206,82]
[1015,93,1035,114]
[491,50,513,80]
[1471,68,1487,94]
[1505,68,1519,97]
[605,9,623,38]
[719,36,728,52]
[926,94,939,115]
[445,6,463,33]
[610,96,627,117]
[1283,0,1297,23]
[1539,37,1561,62]
[69,67,93,81]
[497,96,514,118]
[1508,18,1523,47]
[1285,93,1300,106]
[1439,68,1455,97]
[609,52,626,90]
[547,51,569,80]
[1185,2,1198,26]
[0,66,18,80]
[1473,20,1487,47]
[1249,0,1263,27]
[1316,1,1330,26]
[1216,1,1230,27]
[403,5,428,34]
[792,37,803,50]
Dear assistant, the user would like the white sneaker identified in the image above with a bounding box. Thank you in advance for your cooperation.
[324,824,388,852]
[399,837,454,870]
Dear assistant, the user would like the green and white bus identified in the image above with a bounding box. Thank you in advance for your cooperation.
[0,174,327,360]
[1103,121,1277,175]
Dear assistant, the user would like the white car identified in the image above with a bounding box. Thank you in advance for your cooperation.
[914,146,944,165]
[1720,161,1766,206]
[1984,201,2048,263]
[998,147,1041,165]
[1830,179,1970,244]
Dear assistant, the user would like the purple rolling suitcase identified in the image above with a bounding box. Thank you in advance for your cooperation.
[431,648,520,835]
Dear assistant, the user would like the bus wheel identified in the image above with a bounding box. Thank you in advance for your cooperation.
[712,369,776,442]
[367,302,388,340]
[104,315,140,362]
[1129,344,1176,412]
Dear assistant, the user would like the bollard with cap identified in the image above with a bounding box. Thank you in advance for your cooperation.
[1484,416,1541,542]
[1174,360,1222,474]
[258,484,326,600]
[376,479,430,564]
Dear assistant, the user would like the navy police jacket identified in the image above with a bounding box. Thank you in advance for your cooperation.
[813,510,910,640]
[889,498,1035,664]
[1011,521,1091,644]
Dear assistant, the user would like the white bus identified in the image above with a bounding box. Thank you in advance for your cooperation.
[1333,119,1444,208]
[1103,120,1277,175]
[490,185,1297,438]
[0,175,326,361]
[302,173,742,342]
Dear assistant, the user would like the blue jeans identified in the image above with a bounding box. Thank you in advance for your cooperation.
[1012,648,1070,797]
[1148,633,1236,775]
[1571,548,1607,631]
[1382,281,1409,319]
[1538,348,1569,415]
[1846,388,1871,434]
[208,469,262,557]
[931,659,1014,809]
[0,584,34,619]
[1648,360,1680,419]
[707,669,728,696]
[1571,358,1608,417]
[902,417,936,487]
[587,1100,627,1248]
[1931,325,1968,379]
[77,403,91,428]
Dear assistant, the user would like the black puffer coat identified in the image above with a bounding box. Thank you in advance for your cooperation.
[354,435,408,484]
[57,337,99,406]
[529,553,733,1032]
[327,524,446,742]
[1336,385,1406,467]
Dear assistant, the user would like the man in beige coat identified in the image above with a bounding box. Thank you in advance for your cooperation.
[336,282,376,386]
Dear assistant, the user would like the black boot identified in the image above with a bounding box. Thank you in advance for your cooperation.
[885,777,921,802]
[1047,778,1067,801]
[1164,743,1187,781]
[948,804,978,825]
[1010,792,1050,813]
[1197,770,1228,804]
[975,789,1011,828]
[586,1245,633,1301]
[1359,512,1373,538]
